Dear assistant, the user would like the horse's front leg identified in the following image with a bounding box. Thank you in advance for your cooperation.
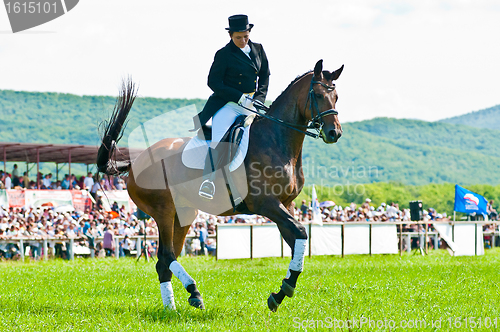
[260,203,307,312]
[156,236,176,310]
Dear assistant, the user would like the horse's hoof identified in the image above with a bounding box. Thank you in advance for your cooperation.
[267,293,279,312]
[188,297,205,310]
[281,279,295,298]
[164,303,176,311]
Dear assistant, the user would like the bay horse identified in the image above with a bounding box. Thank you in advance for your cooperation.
[97,59,343,312]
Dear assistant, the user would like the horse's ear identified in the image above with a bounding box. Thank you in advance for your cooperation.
[313,60,323,79]
[331,64,344,81]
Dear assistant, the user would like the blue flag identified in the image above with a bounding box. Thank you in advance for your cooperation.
[454,184,488,215]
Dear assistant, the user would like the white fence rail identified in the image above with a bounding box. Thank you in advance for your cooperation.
[0,234,218,261]
[0,235,153,261]
[1,221,498,261]
[216,221,498,260]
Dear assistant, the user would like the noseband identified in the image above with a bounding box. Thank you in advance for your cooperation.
[247,77,338,139]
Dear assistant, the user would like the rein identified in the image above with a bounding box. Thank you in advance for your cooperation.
[241,78,338,139]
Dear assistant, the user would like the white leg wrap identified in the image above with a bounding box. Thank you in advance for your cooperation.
[160,281,176,310]
[287,239,307,276]
[169,261,195,288]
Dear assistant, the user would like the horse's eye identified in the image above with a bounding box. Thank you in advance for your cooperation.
[315,93,323,99]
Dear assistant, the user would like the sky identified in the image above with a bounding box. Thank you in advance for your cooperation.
[1,0,499,123]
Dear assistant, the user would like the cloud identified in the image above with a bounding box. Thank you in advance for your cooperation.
[0,0,498,123]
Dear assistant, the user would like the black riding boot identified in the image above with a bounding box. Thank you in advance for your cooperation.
[199,148,217,199]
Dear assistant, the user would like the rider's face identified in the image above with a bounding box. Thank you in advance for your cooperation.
[231,31,250,48]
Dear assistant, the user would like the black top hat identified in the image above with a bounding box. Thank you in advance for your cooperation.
[225,14,254,32]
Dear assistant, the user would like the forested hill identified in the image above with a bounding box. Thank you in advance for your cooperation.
[1,89,499,186]
[303,118,500,186]
[440,104,500,130]
[0,89,206,146]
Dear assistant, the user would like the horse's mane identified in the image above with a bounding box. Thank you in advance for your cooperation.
[268,70,312,111]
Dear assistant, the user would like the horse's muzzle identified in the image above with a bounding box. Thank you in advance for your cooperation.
[326,128,342,143]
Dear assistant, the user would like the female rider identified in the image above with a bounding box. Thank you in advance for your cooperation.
[196,14,270,199]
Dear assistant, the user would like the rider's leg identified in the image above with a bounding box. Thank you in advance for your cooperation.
[210,102,246,149]
[199,147,218,199]
[199,102,250,199]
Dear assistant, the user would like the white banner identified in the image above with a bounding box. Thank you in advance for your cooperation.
[311,224,342,256]
[24,190,73,209]
[217,225,251,260]
[371,224,399,254]
[344,224,370,255]
[217,223,400,259]
[100,190,136,213]
[252,225,282,258]
[453,223,484,256]
[433,223,456,252]
[0,190,8,208]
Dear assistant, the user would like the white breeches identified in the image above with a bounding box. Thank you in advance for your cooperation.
[210,101,255,148]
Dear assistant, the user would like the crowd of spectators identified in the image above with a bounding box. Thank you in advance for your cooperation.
[294,197,499,224]
[0,165,126,191]
[0,199,222,261]
[1,191,499,260]
[296,199,415,223]
[0,202,153,260]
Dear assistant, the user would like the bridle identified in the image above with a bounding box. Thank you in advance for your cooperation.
[242,77,338,139]
[306,79,338,136]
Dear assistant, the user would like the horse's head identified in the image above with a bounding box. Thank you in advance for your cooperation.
[301,60,344,144]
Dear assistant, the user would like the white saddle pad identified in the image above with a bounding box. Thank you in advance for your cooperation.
[181,125,251,172]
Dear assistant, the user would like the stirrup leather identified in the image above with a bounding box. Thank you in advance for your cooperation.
[199,179,215,199]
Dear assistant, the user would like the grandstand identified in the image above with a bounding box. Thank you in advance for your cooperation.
[0,142,142,184]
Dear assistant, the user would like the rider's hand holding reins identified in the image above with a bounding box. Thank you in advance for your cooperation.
[238,93,254,108]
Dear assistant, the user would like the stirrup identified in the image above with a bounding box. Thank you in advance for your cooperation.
[199,179,215,199]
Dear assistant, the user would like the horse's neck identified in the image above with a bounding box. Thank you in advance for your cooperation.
[251,88,308,165]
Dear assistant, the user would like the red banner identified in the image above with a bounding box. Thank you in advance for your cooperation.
[6,190,25,208]
[71,190,92,213]
[4,189,131,213]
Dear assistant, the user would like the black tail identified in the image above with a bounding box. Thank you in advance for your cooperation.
[97,79,138,175]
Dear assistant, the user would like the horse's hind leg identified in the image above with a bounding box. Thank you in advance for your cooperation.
[260,202,308,312]
[156,210,204,310]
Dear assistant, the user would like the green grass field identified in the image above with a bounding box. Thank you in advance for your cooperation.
[1,250,500,331]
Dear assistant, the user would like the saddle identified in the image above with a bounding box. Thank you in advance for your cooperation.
[197,114,250,169]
